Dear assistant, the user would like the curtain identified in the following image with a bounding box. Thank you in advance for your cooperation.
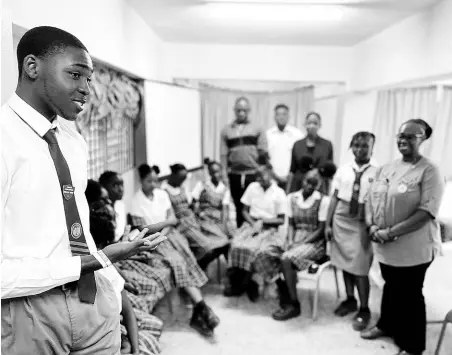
[201,85,314,161]
[423,86,452,179]
[76,63,142,179]
[371,87,437,165]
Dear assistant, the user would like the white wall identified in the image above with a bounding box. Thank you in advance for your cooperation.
[2,0,165,197]
[351,0,452,91]
[4,0,164,91]
[162,43,352,84]
[144,81,202,177]
[339,92,378,164]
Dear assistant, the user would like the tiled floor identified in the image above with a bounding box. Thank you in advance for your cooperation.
[153,262,452,355]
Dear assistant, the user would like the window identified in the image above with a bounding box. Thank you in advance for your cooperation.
[76,63,143,179]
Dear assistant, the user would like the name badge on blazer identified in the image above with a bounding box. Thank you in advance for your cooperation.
[63,184,75,200]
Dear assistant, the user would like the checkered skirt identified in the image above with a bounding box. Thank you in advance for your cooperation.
[168,190,229,260]
[283,197,326,271]
[129,215,208,289]
[229,223,284,274]
[120,298,163,355]
[118,237,208,313]
[118,259,168,313]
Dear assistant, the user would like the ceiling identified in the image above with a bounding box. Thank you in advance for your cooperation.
[126,0,441,46]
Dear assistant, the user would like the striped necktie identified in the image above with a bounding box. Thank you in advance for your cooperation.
[43,128,97,304]
[349,165,370,217]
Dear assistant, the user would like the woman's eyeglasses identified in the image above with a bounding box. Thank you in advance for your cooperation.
[396,133,424,140]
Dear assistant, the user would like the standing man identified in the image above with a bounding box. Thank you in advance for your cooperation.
[266,104,303,190]
[220,97,268,228]
[1,26,162,355]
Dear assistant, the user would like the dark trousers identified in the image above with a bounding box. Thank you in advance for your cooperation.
[229,173,256,228]
[377,261,431,354]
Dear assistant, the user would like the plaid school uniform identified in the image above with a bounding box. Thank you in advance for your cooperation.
[129,215,208,290]
[167,189,229,260]
[117,259,168,313]
[229,223,283,274]
[198,183,236,236]
[283,195,326,271]
[120,301,164,355]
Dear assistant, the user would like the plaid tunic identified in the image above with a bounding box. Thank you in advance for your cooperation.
[282,196,326,271]
[229,223,284,274]
[167,189,229,260]
[197,182,236,237]
[120,294,164,355]
[122,216,208,303]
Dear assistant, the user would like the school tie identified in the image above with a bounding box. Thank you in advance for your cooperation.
[43,128,97,304]
[349,166,370,217]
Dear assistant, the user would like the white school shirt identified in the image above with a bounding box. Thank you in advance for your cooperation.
[129,188,172,225]
[114,200,127,242]
[1,94,99,299]
[240,182,288,219]
[287,190,330,222]
[266,125,303,179]
[191,180,231,206]
[332,161,378,203]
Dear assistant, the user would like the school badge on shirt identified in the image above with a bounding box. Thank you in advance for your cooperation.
[63,184,75,200]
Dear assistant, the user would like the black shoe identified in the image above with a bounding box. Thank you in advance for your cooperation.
[352,307,371,331]
[272,302,301,321]
[190,308,213,337]
[246,279,259,303]
[224,269,245,297]
[275,278,291,307]
[334,298,358,317]
[199,302,220,330]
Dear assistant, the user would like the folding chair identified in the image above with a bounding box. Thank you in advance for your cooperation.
[297,260,341,320]
[434,309,452,355]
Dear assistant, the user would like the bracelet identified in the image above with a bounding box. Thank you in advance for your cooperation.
[92,250,112,268]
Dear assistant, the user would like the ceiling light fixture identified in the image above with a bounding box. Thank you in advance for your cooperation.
[202,2,345,22]
[205,0,351,4]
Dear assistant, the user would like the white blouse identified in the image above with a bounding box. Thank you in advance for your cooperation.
[114,200,127,242]
[191,180,231,206]
[332,161,378,203]
[129,189,172,225]
[287,190,330,221]
[241,182,287,219]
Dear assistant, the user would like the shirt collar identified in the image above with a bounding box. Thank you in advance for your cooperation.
[294,190,321,202]
[207,179,225,190]
[8,93,60,137]
[231,119,250,127]
[351,161,373,172]
[270,125,292,134]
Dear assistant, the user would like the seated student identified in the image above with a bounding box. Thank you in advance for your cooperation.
[86,180,163,355]
[100,171,219,337]
[270,169,331,321]
[162,163,230,271]
[129,164,221,336]
[192,158,233,239]
[99,171,167,312]
[225,162,287,301]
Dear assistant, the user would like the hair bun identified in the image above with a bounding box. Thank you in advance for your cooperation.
[152,165,160,175]
[319,161,337,178]
[204,157,211,165]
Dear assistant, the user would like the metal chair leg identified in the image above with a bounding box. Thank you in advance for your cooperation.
[217,256,222,284]
[434,320,448,355]
[333,266,340,299]
[312,262,331,320]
